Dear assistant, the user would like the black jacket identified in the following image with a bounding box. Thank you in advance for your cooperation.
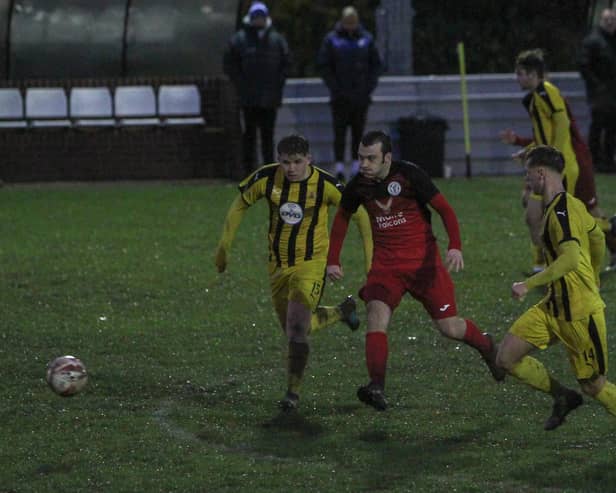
[579,26,616,110]
[316,23,383,105]
[223,19,290,108]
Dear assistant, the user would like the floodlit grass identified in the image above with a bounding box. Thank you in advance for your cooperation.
[1,175,615,493]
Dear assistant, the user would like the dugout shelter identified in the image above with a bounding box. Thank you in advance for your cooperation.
[0,0,243,182]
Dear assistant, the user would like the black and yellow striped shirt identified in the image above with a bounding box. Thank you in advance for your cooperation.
[239,164,343,267]
[540,192,604,321]
[522,80,578,194]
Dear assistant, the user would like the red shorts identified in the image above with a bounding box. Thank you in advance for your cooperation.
[359,264,458,319]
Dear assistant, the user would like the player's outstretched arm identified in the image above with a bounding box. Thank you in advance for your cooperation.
[551,110,571,152]
[429,193,463,271]
[215,194,249,273]
[327,207,352,281]
[351,205,373,273]
[524,241,580,290]
[588,224,606,284]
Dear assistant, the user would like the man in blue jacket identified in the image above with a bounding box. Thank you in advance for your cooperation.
[224,2,290,175]
[317,6,383,182]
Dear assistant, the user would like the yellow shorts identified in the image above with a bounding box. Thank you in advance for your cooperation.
[510,305,608,380]
[269,260,326,322]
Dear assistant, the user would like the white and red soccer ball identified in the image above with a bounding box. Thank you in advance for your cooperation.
[46,355,88,396]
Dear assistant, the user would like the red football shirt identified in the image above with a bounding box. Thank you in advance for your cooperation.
[340,161,442,267]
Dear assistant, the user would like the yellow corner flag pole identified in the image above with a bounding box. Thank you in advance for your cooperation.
[457,42,472,178]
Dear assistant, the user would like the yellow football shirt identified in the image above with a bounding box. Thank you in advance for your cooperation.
[523,81,579,194]
[239,164,343,268]
[539,192,605,321]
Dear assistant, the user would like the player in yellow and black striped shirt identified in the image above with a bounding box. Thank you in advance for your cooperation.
[215,134,372,410]
[496,145,616,430]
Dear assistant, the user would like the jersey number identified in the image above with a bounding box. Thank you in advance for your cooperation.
[583,348,596,364]
[310,282,321,299]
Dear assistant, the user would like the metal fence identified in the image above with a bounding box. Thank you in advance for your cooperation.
[276,72,590,177]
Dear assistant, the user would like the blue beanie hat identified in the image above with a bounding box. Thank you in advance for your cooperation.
[249,2,268,19]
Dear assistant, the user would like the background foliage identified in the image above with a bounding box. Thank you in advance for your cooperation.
[237,0,593,76]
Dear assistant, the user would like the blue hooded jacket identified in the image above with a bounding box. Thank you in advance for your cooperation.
[317,22,383,105]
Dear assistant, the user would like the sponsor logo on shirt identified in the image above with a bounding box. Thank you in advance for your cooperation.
[279,202,304,225]
[375,211,407,229]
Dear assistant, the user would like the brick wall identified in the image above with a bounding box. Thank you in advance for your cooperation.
[0,76,241,182]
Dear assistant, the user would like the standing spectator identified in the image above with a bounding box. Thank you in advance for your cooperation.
[326,130,504,411]
[317,6,383,182]
[496,145,616,431]
[579,8,616,173]
[224,2,290,175]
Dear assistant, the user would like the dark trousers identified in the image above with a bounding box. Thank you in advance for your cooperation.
[242,106,277,172]
[331,100,369,162]
[589,108,616,171]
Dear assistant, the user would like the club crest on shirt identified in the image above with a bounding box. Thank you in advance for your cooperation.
[279,202,304,224]
[387,181,402,196]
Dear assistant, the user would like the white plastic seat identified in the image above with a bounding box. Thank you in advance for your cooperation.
[158,85,205,125]
[0,88,27,128]
[70,87,115,126]
[114,85,160,126]
[25,88,71,127]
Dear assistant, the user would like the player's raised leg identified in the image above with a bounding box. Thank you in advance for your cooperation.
[311,295,360,333]
[435,316,505,381]
[496,331,583,431]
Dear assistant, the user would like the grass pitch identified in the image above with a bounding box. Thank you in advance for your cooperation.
[1,175,615,493]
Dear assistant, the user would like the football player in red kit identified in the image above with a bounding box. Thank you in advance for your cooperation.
[326,130,505,410]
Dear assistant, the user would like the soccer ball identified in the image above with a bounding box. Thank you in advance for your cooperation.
[46,355,88,396]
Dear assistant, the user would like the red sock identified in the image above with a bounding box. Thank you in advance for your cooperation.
[365,331,388,387]
[463,319,490,354]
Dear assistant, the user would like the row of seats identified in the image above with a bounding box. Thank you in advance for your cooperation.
[0,85,205,128]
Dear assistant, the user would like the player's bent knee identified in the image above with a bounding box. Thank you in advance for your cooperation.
[578,375,606,397]
[495,350,517,372]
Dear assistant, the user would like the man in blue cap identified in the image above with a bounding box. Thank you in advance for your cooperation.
[224,2,291,176]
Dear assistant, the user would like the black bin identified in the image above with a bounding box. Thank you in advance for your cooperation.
[397,115,449,177]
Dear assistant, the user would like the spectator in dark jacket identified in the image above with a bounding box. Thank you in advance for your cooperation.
[224,2,290,174]
[579,8,616,173]
[317,6,382,182]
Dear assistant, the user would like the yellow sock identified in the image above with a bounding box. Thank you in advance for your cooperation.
[595,380,616,416]
[309,305,340,334]
[510,356,551,393]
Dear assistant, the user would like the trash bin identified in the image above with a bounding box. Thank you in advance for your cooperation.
[397,115,449,178]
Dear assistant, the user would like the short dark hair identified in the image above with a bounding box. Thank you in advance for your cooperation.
[525,145,564,173]
[361,130,392,155]
[277,134,310,156]
[515,49,546,78]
